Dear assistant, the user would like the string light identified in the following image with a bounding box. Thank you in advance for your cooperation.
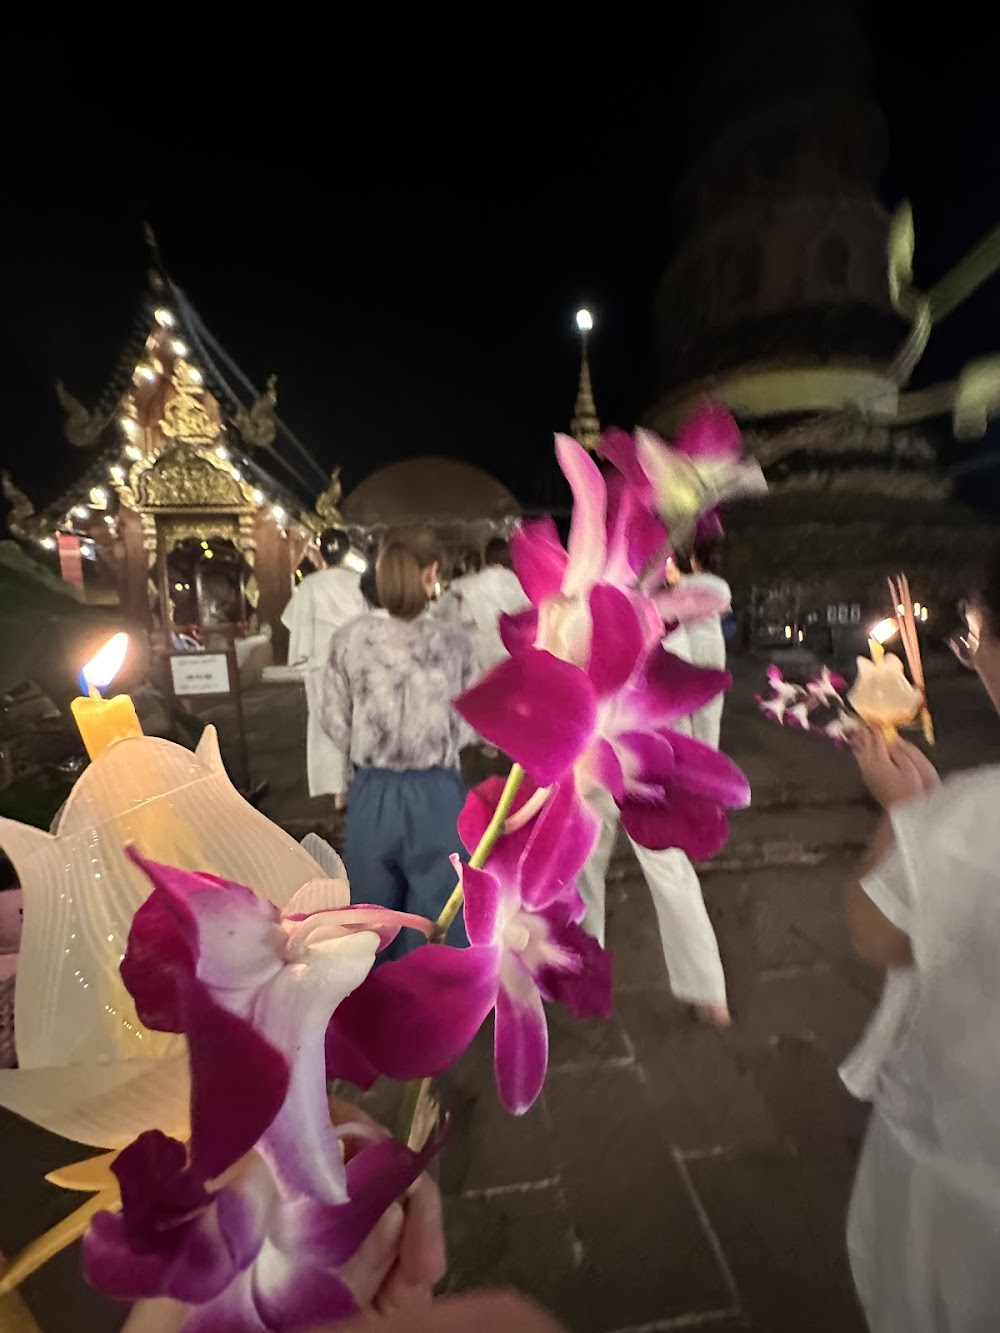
[272,505,286,524]
[41,537,55,550]
[170,339,188,357]
[110,465,126,484]
[137,365,156,382]
[125,444,143,461]
[251,488,264,505]
[121,417,138,438]
[215,446,229,461]
[154,308,175,328]
[187,366,203,385]
[89,486,108,508]
[73,505,90,519]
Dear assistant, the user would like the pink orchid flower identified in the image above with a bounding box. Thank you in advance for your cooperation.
[457,587,750,860]
[450,778,613,1114]
[83,1118,442,1329]
[600,401,766,550]
[122,851,434,1206]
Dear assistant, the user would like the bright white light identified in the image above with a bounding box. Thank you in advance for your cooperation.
[251,488,264,505]
[187,366,203,385]
[272,505,286,524]
[110,465,126,484]
[137,365,156,382]
[784,625,792,640]
[215,446,229,461]
[343,550,368,573]
[232,469,242,481]
[125,444,143,461]
[82,632,129,692]
[41,536,56,550]
[171,339,188,357]
[575,308,594,333]
[154,308,176,328]
[73,505,90,519]
[174,582,185,592]
[870,617,899,645]
[89,486,108,508]
[920,607,929,622]
[798,630,805,643]
[121,417,138,437]
[913,602,922,616]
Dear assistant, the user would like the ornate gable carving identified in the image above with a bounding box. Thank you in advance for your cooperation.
[136,445,248,510]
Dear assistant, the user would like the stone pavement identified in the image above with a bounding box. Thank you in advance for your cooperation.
[2,654,997,1331]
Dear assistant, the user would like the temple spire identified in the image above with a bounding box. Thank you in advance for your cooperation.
[571,308,601,451]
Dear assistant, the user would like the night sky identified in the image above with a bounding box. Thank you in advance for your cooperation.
[4,3,1000,514]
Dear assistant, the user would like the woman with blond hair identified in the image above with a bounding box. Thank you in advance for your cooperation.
[321,533,476,955]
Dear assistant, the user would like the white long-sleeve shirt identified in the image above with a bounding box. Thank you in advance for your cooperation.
[435,566,531,675]
[281,566,366,670]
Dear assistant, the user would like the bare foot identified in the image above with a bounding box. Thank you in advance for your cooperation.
[334,793,348,812]
[691,1002,731,1028]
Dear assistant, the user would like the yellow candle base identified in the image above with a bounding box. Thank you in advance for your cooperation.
[70,693,143,760]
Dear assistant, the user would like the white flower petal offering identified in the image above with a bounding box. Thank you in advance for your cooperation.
[848,653,923,741]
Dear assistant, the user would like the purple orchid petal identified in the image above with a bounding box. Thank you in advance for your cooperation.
[121,861,290,1181]
[510,517,568,605]
[252,929,378,1206]
[617,729,675,788]
[83,1131,253,1304]
[694,507,725,543]
[674,400,742,461]
[577,737,627,802]
[459,861,510,947]
[535,907,613,1019]
[639,650,730,726]
[283,905,432,952]
[125,849,284,1016]
[250,1261,357,1330]
[655,581,730,627]
[456,650,597,787]
[586,584,646,698]
[499,605,539,656]
[620,787,730,860]
[494,952,549,1115]
[667,732,752,809]
[518,778,601,910]
[556,434,608,597]
[600,426,654,505]
[459,775,539,881]
[283,1124,447,1271]
[326,944,500,1086]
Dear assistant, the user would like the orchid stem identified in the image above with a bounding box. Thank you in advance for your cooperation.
[430,763,525,943]
[396,763,526,1144]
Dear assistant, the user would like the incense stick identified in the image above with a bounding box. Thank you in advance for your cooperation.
[888,574,935,744]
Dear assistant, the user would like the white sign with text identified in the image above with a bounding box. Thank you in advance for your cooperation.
[170,653,231,697]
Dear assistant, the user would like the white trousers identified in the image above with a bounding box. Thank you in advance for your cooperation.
[304,670,351,799]
[577,799,727,1007]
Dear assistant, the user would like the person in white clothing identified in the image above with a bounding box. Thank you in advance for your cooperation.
[281,528,366,810]
[841,557,1000,1333]
[577,540,731,1026]
[684,541,732,749]
[435,537,530,677]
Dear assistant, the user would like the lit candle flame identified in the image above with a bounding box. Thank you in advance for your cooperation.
[82,633,129,694]
[869,617,898,646]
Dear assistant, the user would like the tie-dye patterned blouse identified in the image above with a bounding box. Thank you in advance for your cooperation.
[321,611,478,771]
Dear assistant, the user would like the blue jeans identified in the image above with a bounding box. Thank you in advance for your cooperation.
[343,766,469,959]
